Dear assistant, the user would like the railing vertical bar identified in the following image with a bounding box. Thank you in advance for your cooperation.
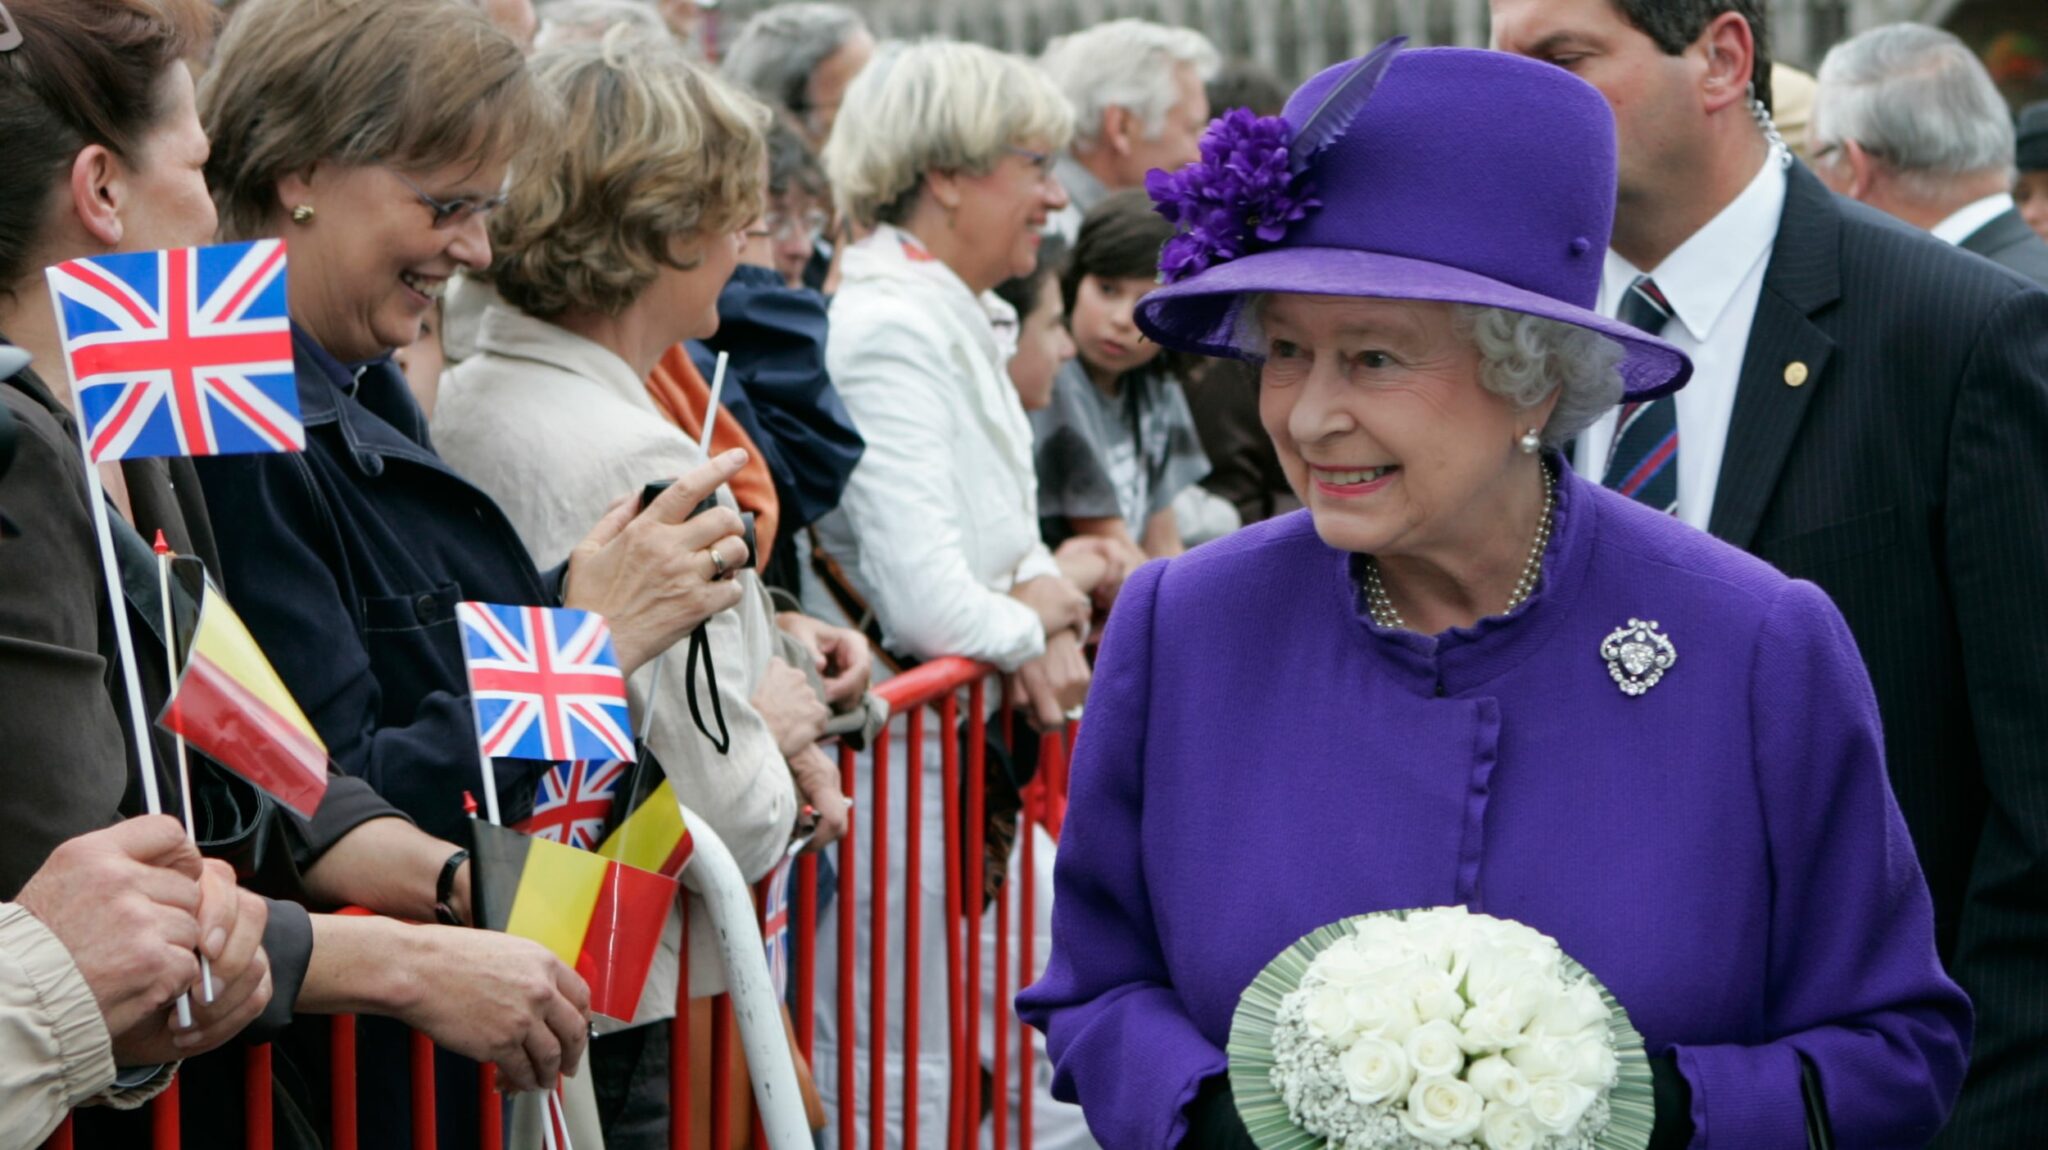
[868,723,891,1150]
[47,1117,73,1150]
[940,689,966,1150]
[245,1043,273,1150]
[838,756,857,1150]
[1021,758,1041,1150]
[478,1065,502,1150]
[710,994,734,1150]
[965,678,988,1144]
[672,908,692,1150]
[152,1073,179,1148]
[330,1015,357,1150]
[993,818,1009,1150]
[797,845,821,1062]
[902,704,924,1150]
[409,1030,435,1150]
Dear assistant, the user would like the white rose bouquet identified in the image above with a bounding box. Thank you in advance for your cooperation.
[1226,907,1653,1150]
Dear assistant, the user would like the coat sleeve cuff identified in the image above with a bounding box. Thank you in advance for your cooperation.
[1671,1040,1806,1149]
[89,1061,177,1110]
[0,905,117,1110]
[245,898,313,1042]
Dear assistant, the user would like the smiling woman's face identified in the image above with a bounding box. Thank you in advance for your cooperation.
[277,156,508,363]
[1257,293,1552,561]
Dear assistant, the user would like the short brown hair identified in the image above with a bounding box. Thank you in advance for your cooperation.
[199,0,541,240]
[0,0,212,288]
[486,30,769,319]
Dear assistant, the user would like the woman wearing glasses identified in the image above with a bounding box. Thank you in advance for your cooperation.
[190,1,751,1141]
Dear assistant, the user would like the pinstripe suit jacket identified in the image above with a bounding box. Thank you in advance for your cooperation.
[1710,164,2048,1147]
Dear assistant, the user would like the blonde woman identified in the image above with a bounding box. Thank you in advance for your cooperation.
[430,31,856,1145]
[804,39,1098,1150]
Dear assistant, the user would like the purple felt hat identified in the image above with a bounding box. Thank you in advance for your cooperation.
[1136,43,1692,401]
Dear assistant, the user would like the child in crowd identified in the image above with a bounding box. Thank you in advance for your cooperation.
[1030,190,1211,566]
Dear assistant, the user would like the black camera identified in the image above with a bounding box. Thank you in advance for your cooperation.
[639,479,757,576]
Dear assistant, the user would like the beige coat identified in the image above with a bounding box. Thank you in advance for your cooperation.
[434,304,798,1004]
[0,904,173,1144]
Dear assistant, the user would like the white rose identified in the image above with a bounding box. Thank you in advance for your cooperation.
[1346,984,1419,1044]
[1404,968,1468,1025]
[1527,1079,1597,1135]
[1532,979,1610,1039]
[1480,1102,1542,1150]
[1459,993,1537,1054]
[1505,1036,1577,1083]
[1404,1019,1468,1080]
[1569,1036,1619,1089]
[1302,985,1361,1045]
[1313,940,1395,989]
[1403,908,1473,981]
[1465,1056,1534,1108]
[1398,1076,1485,1147]
[1338,1036,1414,1106]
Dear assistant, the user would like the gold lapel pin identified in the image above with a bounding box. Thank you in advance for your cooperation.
[1784,361,1810,387]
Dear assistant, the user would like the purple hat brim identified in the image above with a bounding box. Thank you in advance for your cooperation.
[1135,247,1692,402]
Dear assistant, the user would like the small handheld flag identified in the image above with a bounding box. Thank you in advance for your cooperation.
[761,854,794,996]
[514,759,628,851]
[597,777,694,879]
[157,571,329,818]
[456,603,635,764]
[470,819,676,1021]
[45,240,299,463]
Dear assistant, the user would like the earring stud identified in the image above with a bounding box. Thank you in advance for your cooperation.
[1518,429,1542,455]
[291,205,315,224]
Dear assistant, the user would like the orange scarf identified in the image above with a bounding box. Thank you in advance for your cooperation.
[644,346,780,566]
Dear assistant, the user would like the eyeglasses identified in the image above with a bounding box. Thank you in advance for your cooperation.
[1006,146,1059,177]
[387,167,510,229]
[762,209,829,243]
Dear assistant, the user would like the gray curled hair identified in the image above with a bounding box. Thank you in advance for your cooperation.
[1453,306,1624,448]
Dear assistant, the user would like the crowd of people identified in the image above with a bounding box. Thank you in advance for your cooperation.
[0,0,2044,1147]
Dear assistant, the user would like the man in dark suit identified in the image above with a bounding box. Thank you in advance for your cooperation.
[1492,2,2048,1144]
[1808,22,2048,290]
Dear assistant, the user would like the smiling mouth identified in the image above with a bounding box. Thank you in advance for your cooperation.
[1314,464,1398,485]
[399,271,447,302]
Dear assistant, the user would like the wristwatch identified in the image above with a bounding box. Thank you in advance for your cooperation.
[434,848,470,926]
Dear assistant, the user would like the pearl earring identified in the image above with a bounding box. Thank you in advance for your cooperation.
[291,205,315,224]
[1518,429,1542,455]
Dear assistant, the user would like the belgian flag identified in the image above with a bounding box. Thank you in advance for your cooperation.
[470,819,676,1021]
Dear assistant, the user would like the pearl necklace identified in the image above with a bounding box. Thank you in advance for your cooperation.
[1363,464,1557,632]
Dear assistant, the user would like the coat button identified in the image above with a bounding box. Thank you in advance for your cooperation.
[415,594,441,624]
[1784,361,1809,387]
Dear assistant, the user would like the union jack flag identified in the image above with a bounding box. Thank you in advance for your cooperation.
[45,240,300,463]
[456,603,635,763]
[515,759,628,851]
[761,855,795,995]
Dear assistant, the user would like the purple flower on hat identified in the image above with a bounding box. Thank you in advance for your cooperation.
[1147,108,1320,283]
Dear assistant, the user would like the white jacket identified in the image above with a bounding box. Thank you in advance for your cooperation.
[806,226,1060,672]
[434,304,798,1001]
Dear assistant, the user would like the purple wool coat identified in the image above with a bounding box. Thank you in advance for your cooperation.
[1017,465,1970,1149]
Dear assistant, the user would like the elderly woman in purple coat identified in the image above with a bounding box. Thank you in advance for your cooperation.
[1016,44,1969,1150]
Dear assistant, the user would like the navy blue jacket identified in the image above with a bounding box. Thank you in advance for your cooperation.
[194,326,555,844]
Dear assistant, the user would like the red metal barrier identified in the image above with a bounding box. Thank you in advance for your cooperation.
[48,656,1070,1150]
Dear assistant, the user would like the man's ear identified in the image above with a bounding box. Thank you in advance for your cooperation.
[68,145,127,250]
[1102,106,1136,157]
[1697,10,1758,116]
[1839,139,1885,202]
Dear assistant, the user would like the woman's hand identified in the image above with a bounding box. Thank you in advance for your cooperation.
[1009,630,1091,731]
[1011,574,1091,640]
[776,612,873,705]
[753,659,832,758]
[1056,536,1139,611]
[788,744,849,850]
[394,927,591,1094]
[111,862,273,1066]
[565,451,752,675]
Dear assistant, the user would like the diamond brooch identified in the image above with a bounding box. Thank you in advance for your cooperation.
[1601,618,1676,697]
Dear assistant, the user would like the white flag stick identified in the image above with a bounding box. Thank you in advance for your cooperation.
[153,539,215,1004]
[697,350,729,456]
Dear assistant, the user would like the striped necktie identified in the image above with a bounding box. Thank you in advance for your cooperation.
[1601,276,1679,514]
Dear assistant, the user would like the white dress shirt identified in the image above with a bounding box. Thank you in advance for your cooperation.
[1573,154,1787,531]
[1930,192,2016,247]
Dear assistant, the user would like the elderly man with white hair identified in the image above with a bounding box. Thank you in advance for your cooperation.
[1813,22,2048,289]
[1039,18,1219,239]
[722,1,875,149]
